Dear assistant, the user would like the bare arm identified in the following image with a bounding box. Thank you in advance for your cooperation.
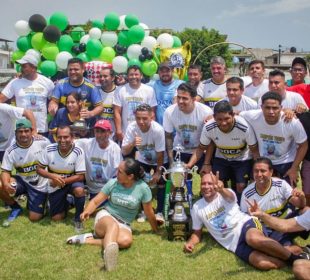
[80,192,108,221]
[186,144,206,168]
[165,132,174,165]
[248,143,259,160]
[113,105,123,141]
[0,171,15,195]
[48,99,59,116]
[143,201,158,232]
[184,229,202,253]
[151,151,164,185]
[22,109,37,135]
[289,188,306,209]
[0,93,8,103]
[80,104,104,119]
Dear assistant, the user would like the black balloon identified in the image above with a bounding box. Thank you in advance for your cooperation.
[139,54,146,62]
[79,43,86,52]
[141,47,149,55]
[29,14,47,32]
[115,44,126,55]
[146,52,153,60]
[71,45,81,54]
[43,25,61,43]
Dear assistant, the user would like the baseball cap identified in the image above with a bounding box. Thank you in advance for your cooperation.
[94,119,112,131]
[158,62,173,70]
[16,119,32,130]
[291,57,307,69]
[16,54,39,67]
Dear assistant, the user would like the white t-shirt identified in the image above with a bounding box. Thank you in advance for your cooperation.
[200,116,257,161]
[191,189,252,252]
[100,87,116,134]
[113,83,157,132]
[0,104,24,151]
[244,79,269,101]
[240,178,293,218]
[163,102,213,154]
[2,74,54,133]
[1,137,50,192]
[39,143,86,193]
[240,110,307,165]
[295,210,310,231]
[76,138,122,194]
[199,78,227,108]
[258,91,308,111]
[220,95,259,112]
[123,121,168,165]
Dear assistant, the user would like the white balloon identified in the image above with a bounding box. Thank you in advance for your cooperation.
[139,23,150,37]
[25,49,41,61]
[141,36,157,50]
[118,15,128,30]
[14,20,31,36]
[151,73,159,81]
[157,33,174,49]
[101,32,118,47]
[56,51,73,70]
[80,34,90,44]
[127,44,142,60]
[112,56,128,73]
[89,27,102,40]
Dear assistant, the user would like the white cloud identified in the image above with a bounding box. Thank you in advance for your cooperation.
[218,0,310,18]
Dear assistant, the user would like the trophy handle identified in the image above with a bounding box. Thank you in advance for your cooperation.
[160,166,168,181]
[189,165,198,174]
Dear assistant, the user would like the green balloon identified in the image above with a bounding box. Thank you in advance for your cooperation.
[141,60,158,76]
[183,71,188,81]
[49,12,68,31]
[70,27,85,43]
[31,32,47,50]
[92,19,104,29]
[125,14,139,28]
[104,12,120,31]
[76,52,90,62]
[57,35,74,52]
[15,63,21,72]
[17,36,32,52]
[39,60,57,77]
[172,36,182,48]
[128,25,145,44]
[128,58,141,68]
[12,50,25,63]
[118,31,131,47]
[86,39,103,58]
[42,42,59,60]
[98,46,115,63]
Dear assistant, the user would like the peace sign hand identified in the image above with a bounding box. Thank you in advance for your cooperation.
[210,171,224,193]
[246,199,263,219]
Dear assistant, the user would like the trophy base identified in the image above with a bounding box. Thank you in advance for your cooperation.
[167,218,191,241]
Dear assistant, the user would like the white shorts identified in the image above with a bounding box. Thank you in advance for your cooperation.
[94,209,132,232]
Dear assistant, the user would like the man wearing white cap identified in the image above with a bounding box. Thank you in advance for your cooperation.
[0,54,55,136]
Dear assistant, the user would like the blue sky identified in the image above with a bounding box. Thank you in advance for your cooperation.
[1,0,309,51]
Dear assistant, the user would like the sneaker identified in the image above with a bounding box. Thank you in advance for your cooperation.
[298,251,310,260]
[103,242,119,271]
[155,212,165,225]
[303,245,310,254]
[137,211,146,223]
[7,207,22,222]
[74,221,84,233]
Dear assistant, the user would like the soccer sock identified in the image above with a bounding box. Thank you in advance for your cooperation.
[74,196,85,222]
[156,186,165,213]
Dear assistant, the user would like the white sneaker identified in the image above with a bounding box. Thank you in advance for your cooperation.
[103,242,119,271]
[155,212,165,225]
[137,211,146,223]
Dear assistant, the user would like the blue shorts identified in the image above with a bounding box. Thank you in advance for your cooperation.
[212,158,252,184]
[0,151,5,162]
[273,162,294,186]
[48,181,84,217]
[172,151,204,172]
[14,176,47,215]
[235,218,267,263]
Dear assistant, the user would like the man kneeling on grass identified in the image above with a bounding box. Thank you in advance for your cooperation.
[184,172,309,272]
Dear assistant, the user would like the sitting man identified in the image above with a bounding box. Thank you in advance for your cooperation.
[240,157,307,253]
[184,172,309,271]
[37,126,86,232]
[0,119,50,224]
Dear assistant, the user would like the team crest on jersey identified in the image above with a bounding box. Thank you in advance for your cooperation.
[169,53,184,68]
[80,91,88,100]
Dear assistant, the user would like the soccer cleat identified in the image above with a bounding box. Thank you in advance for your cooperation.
[7,207,22,222]
[137,211,146,223]
[103,242,119,272]
[155,212,165,226]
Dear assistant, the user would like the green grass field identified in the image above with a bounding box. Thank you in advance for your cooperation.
[0,183,307,280]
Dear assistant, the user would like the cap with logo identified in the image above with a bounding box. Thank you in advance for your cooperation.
[94,119,112,131]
